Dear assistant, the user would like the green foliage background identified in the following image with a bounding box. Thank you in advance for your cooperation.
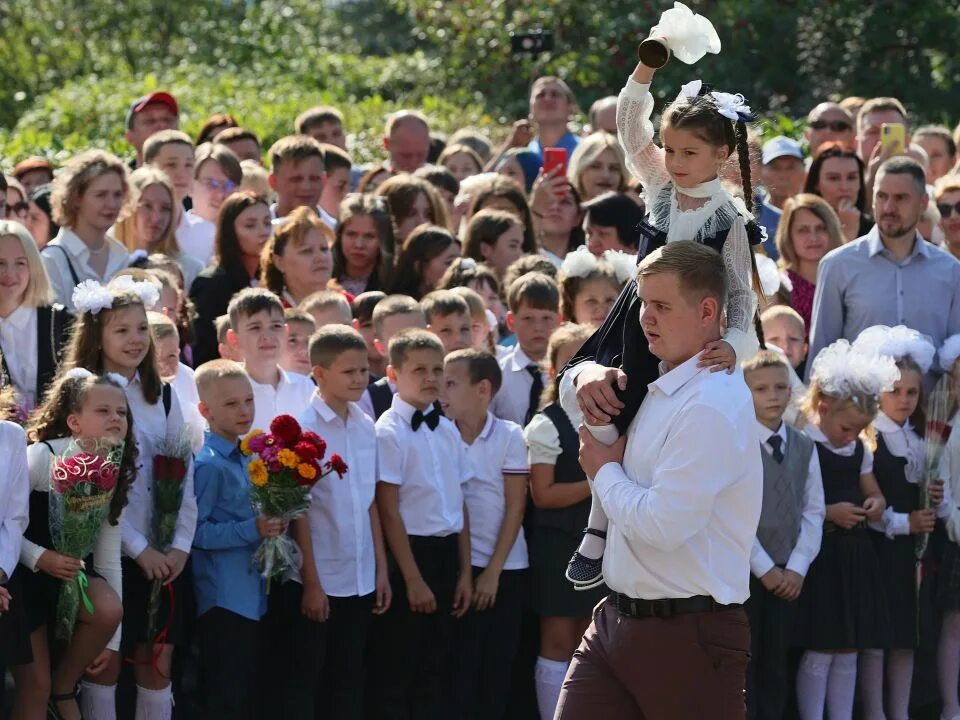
[1,0,958,169]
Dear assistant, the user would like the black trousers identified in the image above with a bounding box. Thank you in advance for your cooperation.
[315,593,375,720]
[197,607,260,720]
[455,567,527,720]
[368,534,460,720]
[745,574,798,720]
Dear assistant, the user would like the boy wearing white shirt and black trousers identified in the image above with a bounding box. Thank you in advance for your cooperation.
[372,329,473,719]
[441,349,529,720]
[292,326,391,720]
[742,351,825,720]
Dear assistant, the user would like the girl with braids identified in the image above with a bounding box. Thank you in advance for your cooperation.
[12,371,138,720]
[562,49,767,587]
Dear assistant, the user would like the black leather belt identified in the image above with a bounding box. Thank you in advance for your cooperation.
[823,520,867,534]
[612,593,740,619]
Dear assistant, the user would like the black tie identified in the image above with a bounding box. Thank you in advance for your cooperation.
[768,434,784,464]
[525,364,545,426]
[412,407,441,431]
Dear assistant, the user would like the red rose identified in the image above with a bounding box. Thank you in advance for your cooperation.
[301,431,326,459]
[294,441,319,463]
[270,415,302,446]
[328,454,348,478]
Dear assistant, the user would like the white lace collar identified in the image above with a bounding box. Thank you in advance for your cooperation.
[675,177,723,200]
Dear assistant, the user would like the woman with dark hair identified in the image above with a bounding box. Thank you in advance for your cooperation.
[468,176,538,253]
[804,141,873,241]
[529,181,585,267]
[582,191,645,256]
[332,194,396,295]
[24,184,58,250]
[375,174,449,246]
[194,113,239,145]
[388,225,461,300]
[188,191,272,364]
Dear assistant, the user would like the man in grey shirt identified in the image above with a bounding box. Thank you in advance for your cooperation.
[808,157,960,382]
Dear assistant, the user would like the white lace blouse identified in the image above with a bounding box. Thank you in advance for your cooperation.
[616,77,758,362]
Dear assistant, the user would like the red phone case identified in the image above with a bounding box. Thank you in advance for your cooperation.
[543,147,568,178]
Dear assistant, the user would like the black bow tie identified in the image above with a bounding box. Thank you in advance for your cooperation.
[411,407,441,432]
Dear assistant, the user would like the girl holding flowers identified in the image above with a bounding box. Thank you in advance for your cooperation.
[65,276,195,720]
[12,371,137,720]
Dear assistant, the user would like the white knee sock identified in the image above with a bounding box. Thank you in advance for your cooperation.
[135,684,173,720]
[576,424,617,560]
[797,651,832,720]
[535,657,568,720]
[859,649,886,720]
[886,649,913,720]
[79,680,116,720]
[940,611,960,719]
[826,652,858,720]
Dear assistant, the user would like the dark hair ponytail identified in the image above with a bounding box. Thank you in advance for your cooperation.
[735,121,754,214]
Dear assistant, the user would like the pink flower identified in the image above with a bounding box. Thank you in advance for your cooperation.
[248,433,268,455]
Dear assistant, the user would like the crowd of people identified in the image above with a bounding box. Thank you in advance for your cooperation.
[1,19,960,720]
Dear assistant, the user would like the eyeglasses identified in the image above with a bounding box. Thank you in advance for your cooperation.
[199,178,238,193]
[809,120,852,132]
[7,201,28,219]
[938,201,960,218]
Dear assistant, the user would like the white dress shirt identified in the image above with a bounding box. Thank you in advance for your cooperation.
[120,377,197,559]
[750,421,826,579]
[461,413,529,570]
[358,379,396,420]
[42,228,130,311]
[271,203,337,231]
[376,395,472,537]
[23,439,124,650]
[250,366,315,433]
[491,345,548,426]
[0,422,28,581]
[0,305,38,408]
[176,211,216,267]
[592,353,762,604]
[295,395,378,597]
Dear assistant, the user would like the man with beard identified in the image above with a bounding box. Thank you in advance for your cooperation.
[808,157,960,384]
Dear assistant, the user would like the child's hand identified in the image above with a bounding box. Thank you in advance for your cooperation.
[302,581,330,623]
[929,479,945,506]
[909,508,937,535]
[698,340,736,374]
[373,569,392,615]
[406,577,437,614]
[256,516,285,539]
[164,549,189,583]
[827,502,867,529]
[38,550,84,581]
[473,568,500,611]
[775,570,804,602]
[0,585,10,613]
[452,571,473,618]
[862,496,886,522]
[135,547,171,582]
[759,567,784,593]
[85,649,116,676]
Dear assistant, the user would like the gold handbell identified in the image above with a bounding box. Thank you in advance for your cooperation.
[638,36,671,68]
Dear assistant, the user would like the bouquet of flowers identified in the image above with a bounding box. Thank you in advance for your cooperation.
[145,433,192,640]
[48,438,124,640]
[241,415,347,586]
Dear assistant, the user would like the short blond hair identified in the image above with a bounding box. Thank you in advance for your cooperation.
[0,220,53,307]
[147,310,178,341]
[760,304,805,334]
[195,359,250,398]
[51,150,129,228]
[741,349,791,376]
[637,241,727,305]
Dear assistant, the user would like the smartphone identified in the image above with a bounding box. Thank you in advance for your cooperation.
[543,147,568,178]
[880,123,906,156]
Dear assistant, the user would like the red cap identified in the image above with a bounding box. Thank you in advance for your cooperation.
[126,91,179,129]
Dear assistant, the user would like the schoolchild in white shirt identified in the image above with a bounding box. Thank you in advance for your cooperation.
[358,294,425,420]
[441,348,529,720]
[371,329,473,718]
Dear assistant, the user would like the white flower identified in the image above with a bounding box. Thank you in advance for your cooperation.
[656,2,722,65]
[601,250,637,285]
[72,280,114,315]
[940,333,960,373]
[811,339,900,399]
[111,275,160,310]
[105,372,129,389]
[65,368,95,382]
[853,325,936,375]
[709,91,752,122]
[560,246,599,279]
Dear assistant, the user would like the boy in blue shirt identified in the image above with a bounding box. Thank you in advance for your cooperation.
[192,359,284,720]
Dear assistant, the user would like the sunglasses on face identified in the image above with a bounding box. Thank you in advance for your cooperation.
[938,201,960,218]
[7,201,28,219]
[809,120,852,132]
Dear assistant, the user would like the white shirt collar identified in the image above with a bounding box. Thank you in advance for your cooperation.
[873,411,907,434]
[390,394,431,423]
[804,422,859,454]
[310,392,361,424]
[480,412,497,441]
[506,345,537,372]
[756,420,786,444]
[650,352,706,397]
[0,304,33,330]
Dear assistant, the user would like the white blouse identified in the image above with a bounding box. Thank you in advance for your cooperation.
[0,305,38,408]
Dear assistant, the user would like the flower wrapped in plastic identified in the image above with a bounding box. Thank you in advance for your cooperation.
[48,437,124,640]
[650,1,721,65]
[240,415,347,587]
[145,431,193,640]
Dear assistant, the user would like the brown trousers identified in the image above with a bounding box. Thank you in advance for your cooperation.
[555,597,751,720]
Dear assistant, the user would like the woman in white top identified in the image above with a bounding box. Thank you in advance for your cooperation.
[42,150,131,311]
[0,220,73,415]
[113,167,204,289]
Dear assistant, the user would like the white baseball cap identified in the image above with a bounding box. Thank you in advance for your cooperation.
[762,136,803,165]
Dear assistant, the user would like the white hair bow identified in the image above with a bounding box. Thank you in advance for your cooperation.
[72,280,115,315]
[709,91,754,122]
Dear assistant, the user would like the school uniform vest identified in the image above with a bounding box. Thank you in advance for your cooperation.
[534,403,591,535]
[816,440,865,506]
[757,426,813,565]
[0,305,72,404]
[873,434,920,515]
[368,377,393,421]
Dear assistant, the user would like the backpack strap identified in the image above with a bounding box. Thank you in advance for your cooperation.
[41,244,81,288]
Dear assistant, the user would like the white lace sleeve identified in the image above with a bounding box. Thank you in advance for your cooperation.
[721,219,759,362]
[616,79,671,197]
